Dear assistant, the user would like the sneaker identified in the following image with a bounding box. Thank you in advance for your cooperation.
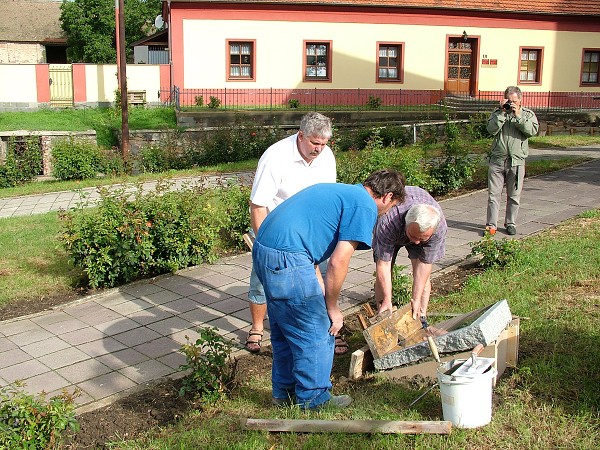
[317,395,353,409]
[506,224,517,235]
[484,225,497,236]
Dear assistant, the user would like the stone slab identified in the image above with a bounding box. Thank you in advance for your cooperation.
[373,299,512,370]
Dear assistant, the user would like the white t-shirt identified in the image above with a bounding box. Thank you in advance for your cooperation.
[250,132,336,212]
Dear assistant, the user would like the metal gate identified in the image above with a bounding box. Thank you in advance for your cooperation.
[49,64,74,107]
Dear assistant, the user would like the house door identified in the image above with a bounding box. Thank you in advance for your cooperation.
[445,38,474,95]
[49,64,74,107]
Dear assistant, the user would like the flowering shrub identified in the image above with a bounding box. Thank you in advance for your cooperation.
[0,382,79,450]
[60,179,250,288]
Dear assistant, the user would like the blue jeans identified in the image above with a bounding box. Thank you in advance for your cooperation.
[252,241,334,409]
[249,228,328,305]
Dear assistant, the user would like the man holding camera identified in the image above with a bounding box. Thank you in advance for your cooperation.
[485,86,539,236]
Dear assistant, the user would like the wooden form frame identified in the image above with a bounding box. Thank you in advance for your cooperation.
[350,317,520,382]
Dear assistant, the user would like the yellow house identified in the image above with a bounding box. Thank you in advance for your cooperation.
[162,0,600,108]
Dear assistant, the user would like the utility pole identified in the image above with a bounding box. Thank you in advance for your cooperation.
[116,0,130,161]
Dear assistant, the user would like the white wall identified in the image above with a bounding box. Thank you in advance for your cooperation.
[181,19,600,92]
[0,64,38,102]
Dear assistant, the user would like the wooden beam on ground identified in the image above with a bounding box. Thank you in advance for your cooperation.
[241,418,452,434]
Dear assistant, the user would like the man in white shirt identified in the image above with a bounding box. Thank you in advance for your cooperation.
[245,112,342,353]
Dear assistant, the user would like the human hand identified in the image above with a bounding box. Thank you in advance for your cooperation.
[513,103,522,117]
[410,298,424,320]
[377,300,394,316]
[327,307,344,336]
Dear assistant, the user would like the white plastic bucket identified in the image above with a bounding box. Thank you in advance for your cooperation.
[437,360,498,428]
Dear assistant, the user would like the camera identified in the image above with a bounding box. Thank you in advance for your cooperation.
[502,101,513,112]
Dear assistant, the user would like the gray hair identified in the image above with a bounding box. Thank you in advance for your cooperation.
[406,204,441,232]
[299,112,333,139]
[504,86,522,100]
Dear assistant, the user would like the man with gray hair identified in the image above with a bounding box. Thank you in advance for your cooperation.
[485,85,539,236]
[372,186,447,320]
[244,112,341,353]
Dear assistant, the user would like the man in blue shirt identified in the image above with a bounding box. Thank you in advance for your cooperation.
[253,169,405,410]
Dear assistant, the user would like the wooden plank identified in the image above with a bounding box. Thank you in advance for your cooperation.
[241,418,452,435]
[362,304,424,359]
[242,233,254,250]
[362,303,375,317]
[357,313,369,330]
[505,317,520,368]
[434,305,490,332]
[349,344,373,380]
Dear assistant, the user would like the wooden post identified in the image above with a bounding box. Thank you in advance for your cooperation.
[117,0,129,161]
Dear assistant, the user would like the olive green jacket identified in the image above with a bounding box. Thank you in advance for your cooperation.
[486,106,539,166]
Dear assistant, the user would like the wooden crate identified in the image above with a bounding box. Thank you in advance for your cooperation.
[127,90,147,106]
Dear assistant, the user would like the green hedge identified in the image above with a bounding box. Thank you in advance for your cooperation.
[60,179,250,288]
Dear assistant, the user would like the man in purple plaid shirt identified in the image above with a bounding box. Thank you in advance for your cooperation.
[372,186,447,320]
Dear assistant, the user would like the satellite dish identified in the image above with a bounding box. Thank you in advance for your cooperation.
[154,15,164,29]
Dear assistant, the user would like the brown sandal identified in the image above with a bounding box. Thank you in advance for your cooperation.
[334,335,349,356]
[245,330,263,353]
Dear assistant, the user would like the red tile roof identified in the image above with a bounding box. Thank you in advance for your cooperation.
[171,0,600,17]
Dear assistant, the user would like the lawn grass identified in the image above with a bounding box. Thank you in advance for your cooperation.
[0,107,177,132]
[0,212,83,308]
[110,210,600,449]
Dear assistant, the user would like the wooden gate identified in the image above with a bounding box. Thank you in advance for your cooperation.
[49,64,73,107]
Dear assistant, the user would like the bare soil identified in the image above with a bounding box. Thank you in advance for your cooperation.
[56,261,481,449]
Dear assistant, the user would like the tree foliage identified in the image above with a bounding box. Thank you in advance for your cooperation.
[60,0,162,63]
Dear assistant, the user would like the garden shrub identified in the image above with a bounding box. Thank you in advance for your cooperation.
[0,136,42,188]
[188,118,283,167]
[465,113,490,141]
[469,233,523,268]
[138,131,188,173]
[391,264,412,308]
[336,128,434,189]
[428,117,478,195]
[0,382,79,450]
[98,146,128,176]
[59,179,251,288]
[179,327,234,403]
[208,96,221,109]
[51,138,104,181]
[379,124,411,148]
[333,124,411,153]
[366,95,382,109]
